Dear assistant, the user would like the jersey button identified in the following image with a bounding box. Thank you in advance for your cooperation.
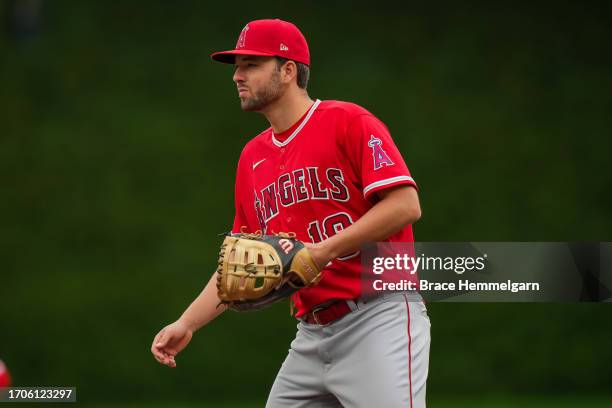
[287,216,292,222]
[279,164,285,170]
[280,148,286,153]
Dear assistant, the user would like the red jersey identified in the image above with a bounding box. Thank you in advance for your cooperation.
[232,99,417,316]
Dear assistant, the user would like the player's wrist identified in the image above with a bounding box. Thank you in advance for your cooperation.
[310,241,337,267]
[177,316,199,333]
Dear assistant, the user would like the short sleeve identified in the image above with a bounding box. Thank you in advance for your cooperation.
[231,202,249,234]
[346,114,417,200]
[231,150,252,234]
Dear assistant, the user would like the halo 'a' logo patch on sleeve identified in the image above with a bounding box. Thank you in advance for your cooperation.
[368,135,394,170]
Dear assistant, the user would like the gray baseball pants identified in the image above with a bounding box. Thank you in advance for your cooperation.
[266,292,431,408]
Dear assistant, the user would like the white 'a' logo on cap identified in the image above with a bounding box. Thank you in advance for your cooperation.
[237,25,249,48]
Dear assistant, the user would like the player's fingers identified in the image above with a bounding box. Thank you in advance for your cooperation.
[151,346,166,362]
[151,330,171,360]
[151,340,162,356]
[155,329,169,348]
[160,352,175,367]
[154,351,174,367]
[151,338,163,353]
[157,348,176,366]
[152,329,164,348]
[152,350,166,365]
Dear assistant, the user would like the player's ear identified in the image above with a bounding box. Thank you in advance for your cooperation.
[280,60,297,85]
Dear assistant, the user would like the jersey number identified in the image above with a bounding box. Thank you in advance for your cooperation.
[307,212,359,261]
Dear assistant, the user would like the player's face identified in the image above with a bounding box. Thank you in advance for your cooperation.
[233,56,283,112]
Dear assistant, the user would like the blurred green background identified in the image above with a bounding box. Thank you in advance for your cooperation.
[1,0,611,406]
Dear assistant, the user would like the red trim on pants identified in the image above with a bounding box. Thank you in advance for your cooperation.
[404,295,413,408]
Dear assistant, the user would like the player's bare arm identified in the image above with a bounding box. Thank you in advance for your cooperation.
[306,185,421,268]
[151,271,227,368]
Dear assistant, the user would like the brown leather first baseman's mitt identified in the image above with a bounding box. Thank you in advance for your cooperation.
[216,232,322,312]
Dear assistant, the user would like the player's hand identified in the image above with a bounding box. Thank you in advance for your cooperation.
[151,320,193,368]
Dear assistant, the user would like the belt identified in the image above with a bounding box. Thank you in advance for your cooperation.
[302,299,356,325]
[301,291,424,326]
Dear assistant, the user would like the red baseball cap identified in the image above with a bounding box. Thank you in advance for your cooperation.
[211,19,310,66]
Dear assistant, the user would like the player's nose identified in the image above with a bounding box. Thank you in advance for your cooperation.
[233,67,245,84]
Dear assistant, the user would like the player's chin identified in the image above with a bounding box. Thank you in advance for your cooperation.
[240,99,261,112]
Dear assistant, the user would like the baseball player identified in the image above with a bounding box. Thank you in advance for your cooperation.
[151,19,431,407]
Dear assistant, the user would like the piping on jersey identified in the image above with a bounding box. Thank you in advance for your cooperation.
[363,176,415,197]
[271,99,321,147]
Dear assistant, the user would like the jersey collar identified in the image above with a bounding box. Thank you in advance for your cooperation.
[271,99,321,147]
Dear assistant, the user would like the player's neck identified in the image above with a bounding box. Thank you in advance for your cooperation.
[262,91,314,134]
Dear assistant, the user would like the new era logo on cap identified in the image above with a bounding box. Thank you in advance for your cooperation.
[211,19,310,66]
